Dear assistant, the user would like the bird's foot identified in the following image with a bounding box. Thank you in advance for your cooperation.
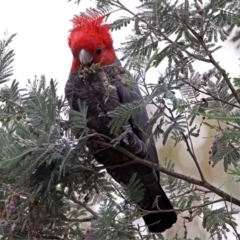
[86,128,106,142]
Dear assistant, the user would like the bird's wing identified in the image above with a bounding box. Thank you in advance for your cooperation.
[65,66,177,232]
[103,61,160,172]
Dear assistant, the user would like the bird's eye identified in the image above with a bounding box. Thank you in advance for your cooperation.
[96,48,102,55]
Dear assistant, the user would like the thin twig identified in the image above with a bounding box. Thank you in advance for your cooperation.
[139,198,225,214]
[171,187,211,199]
[113,0,211,64]
[135,225,144,240]
[182,133,206,182]
[64,216,96,223]
[93,160,135,171]
[223,201,240,240]
[182,79,240,109]
[91,139,240,207]
[216,120,240,158]
[59,191,98,220]
[162,102,205,182]
[186,24,240,106]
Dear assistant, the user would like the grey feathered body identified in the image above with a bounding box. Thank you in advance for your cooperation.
[65,60,177,232]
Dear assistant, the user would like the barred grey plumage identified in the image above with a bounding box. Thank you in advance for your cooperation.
[65,60,177,232]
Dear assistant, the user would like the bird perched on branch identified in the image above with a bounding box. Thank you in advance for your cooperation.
[65,14,177,233]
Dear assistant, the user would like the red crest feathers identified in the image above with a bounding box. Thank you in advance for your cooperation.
[69,15,111,41]
[68,14,113,50]
[71,15,107,30]
[68,14,116,71]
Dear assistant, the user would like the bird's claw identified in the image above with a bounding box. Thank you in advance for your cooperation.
[86,128,106,141]
[86,127,96,135]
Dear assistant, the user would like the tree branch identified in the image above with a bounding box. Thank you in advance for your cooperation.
[113,0,211,64]
[139,198,225,214]
[223,201,240,240]
[181,79,240,109]
[59,191,98,220]
[162,102,206,182]
[186,24,240,106]
[64,216,96,223]
[91,139,240,207]
[182,133,206,182]
[171,187,211,199]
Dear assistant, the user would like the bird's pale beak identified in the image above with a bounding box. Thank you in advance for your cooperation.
[79,49,93,66]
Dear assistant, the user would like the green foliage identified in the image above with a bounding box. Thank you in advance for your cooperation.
[0,33,16,84]
[91,199,137,240]
[0,73,119,239]
[2,0,240,239]
[68,0,81,4]
[68,98,88,136]
[107,101,144,134]
[120,172,145,204]
[111,18,133,31]
[162,113,187,145]
[202,206,238,238]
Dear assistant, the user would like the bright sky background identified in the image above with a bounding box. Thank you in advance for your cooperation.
[1,0,240,238]
[0,0,137,96]
[0,0,239,96]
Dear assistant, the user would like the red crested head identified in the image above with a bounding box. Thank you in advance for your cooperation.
[68,15,116,72]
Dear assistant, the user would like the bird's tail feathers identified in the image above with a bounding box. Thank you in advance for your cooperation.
[142,184,177,233]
